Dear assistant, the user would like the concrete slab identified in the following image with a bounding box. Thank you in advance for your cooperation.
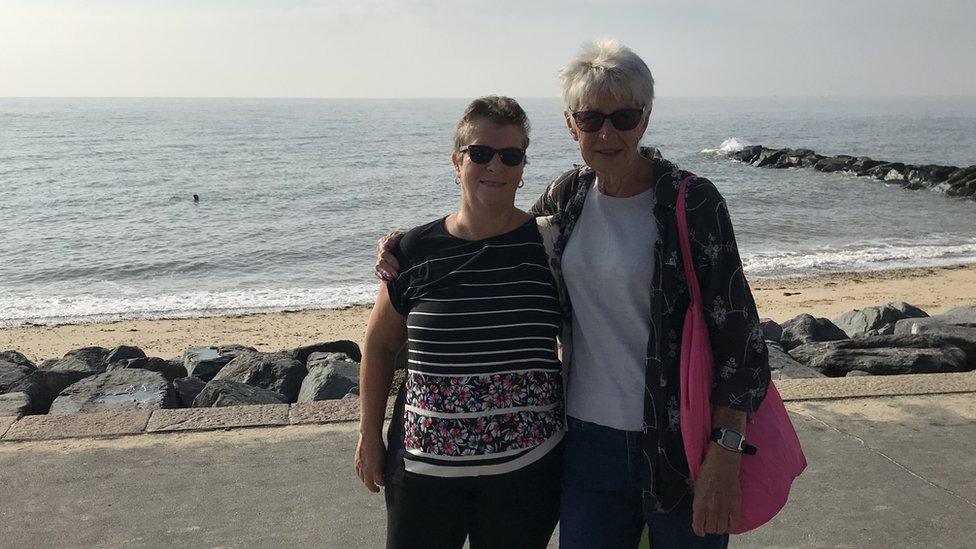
[0,416,15,438]
[1,393,973,547]
[777,371,976,401]
[146,404,289,432]
[788,394,976,503]
[290,399,360,424]
[2,410,150,441]
[289,397,396,425]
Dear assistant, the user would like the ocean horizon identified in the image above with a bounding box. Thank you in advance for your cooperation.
[2,96,975,327]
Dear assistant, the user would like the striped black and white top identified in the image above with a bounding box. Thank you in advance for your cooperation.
[387,216,564,478]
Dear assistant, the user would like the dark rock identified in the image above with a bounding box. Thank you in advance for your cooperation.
[36,347,111,401]
[1,360,38,394]
[109,357,188,382]
[212,352,307,402]
[814,156,854,173]
[43,347,110,377]
[893,319,976,370]
[0,359,93,414]
[756,148,788,168]
[866,162,906,180]
[216,344,258,359]
[760,319,783,343]
[0,392,31,417]
[799,153,825,168]
[780,314,848,351]
[849,157,886,176]
[297,352,360,402]
[731,145,763,164]
[289,340,362,364]
[49,369,175,414]
[2,360,69,414]
[64,346,111,367]
[192,380,287,407]
[183,347,234,382]
[940,304,976,326]
[173,376,207,407]
[906,164,956,187]
[832,301,929,337]
[105,345,146,364]
[768,344,825,380]
[945,166,976,198]
[788,335,968,376]
[0,351,36,370]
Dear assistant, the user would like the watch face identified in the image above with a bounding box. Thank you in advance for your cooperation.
[722,430,743,448]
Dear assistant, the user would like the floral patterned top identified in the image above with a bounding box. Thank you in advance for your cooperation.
[385,216,564,479]
[530,148,770,514]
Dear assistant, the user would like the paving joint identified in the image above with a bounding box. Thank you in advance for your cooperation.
[790,406,976,510]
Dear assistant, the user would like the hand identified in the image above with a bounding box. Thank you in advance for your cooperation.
[692,443,742,536]
[374,231,404,280]
[355,432,387,492]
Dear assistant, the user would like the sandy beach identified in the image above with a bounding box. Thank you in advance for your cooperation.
[2,263,975,365]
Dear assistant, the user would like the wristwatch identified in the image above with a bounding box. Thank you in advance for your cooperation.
[709,428,757,455]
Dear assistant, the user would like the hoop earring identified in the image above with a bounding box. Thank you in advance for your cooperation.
[455,176,460,186]
[518,180,524,188]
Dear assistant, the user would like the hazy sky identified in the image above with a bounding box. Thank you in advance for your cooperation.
[2,0,974,98]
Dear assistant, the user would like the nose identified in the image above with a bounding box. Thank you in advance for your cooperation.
[485,152,505,172]
[598,117,615,139]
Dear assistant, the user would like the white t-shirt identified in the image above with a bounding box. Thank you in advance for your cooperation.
[561,181,658,431]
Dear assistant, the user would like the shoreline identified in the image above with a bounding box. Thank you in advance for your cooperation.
[2,262,975,364]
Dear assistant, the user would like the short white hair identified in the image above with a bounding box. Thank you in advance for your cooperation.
[559,39,655,113]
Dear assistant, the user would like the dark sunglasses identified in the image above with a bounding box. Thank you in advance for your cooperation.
[571,107,645,133]
[459,145,526,167]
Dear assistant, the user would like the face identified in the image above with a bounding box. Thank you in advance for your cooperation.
[452,121,526,211]
[565,93,649,177]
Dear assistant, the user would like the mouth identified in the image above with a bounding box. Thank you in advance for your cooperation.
[594,148,624,157]
[479,180,508,188]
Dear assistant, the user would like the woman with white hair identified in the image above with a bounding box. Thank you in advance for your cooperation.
[377,41,769,548]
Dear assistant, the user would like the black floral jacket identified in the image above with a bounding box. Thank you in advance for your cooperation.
[529,148,770,515]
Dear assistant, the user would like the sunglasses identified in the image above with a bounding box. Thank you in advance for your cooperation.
[459,145,526,167]
[571,107,645,133]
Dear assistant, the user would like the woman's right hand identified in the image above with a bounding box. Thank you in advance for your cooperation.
[374,231,405,281]
[355,432,387,493]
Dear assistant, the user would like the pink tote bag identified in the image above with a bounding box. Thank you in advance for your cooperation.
[676,175,806,534]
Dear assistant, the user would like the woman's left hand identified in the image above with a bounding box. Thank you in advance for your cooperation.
[691,443,742,536]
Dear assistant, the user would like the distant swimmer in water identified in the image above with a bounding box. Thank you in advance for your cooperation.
[193,194,199,203]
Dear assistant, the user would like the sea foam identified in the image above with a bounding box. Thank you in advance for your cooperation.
[0,284,377,328]
[699,137,749,155]
[742,237,976,279]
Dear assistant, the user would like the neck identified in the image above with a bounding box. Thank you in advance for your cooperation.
[448,203,526,240]
[595,154,655,197]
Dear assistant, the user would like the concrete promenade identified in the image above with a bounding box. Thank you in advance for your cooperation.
[1,373,974,548]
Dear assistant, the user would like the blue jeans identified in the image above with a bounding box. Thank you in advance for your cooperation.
[559,417,730,549]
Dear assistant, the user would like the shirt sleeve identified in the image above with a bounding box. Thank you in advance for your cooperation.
[529,188,556,216]
[385,239,413,316]
[686,178,770,413]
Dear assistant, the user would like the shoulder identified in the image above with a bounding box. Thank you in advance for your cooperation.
[542,166,590,207]
[685,175,724,205]
[396,217,446,263]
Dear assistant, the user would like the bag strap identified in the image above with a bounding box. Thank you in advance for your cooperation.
[675,175,701,306]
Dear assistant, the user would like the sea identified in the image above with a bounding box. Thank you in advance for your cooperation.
[1,96,975,327]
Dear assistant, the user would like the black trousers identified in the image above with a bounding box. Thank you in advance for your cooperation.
[384,446,562,549]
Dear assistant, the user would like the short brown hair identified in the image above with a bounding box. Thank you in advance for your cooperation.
[453,96,530,154]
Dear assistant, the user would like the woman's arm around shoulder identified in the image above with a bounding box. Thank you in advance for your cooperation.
[528,167,583,217]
